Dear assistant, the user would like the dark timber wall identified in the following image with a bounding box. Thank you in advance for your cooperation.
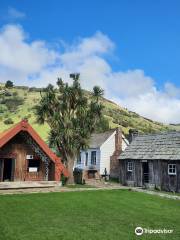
[0,133,51,181]
[119,159,180,192]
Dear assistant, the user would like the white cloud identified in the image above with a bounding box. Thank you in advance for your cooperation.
[0,25,59,77]
[7,7,26,20]
[0,24,180,124]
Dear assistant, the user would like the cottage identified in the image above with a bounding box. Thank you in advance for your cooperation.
[74,128,128,180]
[0,119,67,182]
[119,132,180,192]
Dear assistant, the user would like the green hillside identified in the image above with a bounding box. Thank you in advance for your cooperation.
[0,83,177,142]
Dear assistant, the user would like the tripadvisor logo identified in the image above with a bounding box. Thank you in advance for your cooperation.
[135,227,173,236]
[135,227,143,236]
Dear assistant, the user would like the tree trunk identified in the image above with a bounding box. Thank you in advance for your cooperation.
[66,156,75,184]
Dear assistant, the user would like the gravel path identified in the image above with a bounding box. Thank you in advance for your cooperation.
[132,188,180,200]
[0,183,179,200]
[0,185,128,195]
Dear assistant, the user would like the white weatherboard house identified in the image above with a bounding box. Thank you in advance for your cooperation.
[74,128,129,180]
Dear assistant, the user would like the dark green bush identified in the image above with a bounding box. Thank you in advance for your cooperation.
[5,80,13,88]
[4,118,14,125]
[0,105,7,113]
[13,91,18,97]
[4,96,24,111]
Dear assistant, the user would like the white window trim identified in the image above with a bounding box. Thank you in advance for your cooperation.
[127,161,133,172]
[168,164,176,175]
[91,151,96,165]
[85,152,88,166]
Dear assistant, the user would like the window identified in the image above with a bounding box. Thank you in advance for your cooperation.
[168,164,176,175]
[91,151,96,165]
[77,153,81,164]
[127,162,133,172]
[28,159,40,172]
[85,152,88,166]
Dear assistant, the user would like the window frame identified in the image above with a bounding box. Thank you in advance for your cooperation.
[85,152,88,166]
[27,159,40,172]
[127,161,133,172]
[91,151,96,165]
[168,164,176,175]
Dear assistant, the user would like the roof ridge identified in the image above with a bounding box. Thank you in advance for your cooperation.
[137,131,180,137]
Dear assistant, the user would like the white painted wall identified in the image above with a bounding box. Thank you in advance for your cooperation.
[75,148,100,171]
[74,131,129,175]
[100,131,116,175]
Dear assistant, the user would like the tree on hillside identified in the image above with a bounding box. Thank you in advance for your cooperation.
[35,74,104,183]
[5,80,13,88]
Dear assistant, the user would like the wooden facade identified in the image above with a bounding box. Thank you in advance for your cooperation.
[119,132,180,193]
[0,120,68,182]
[119,159,180,192]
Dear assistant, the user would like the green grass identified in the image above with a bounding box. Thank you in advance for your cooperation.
[65,184,95,188]
[0,190,179,240]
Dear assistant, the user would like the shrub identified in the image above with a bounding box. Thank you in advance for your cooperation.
[24,114,32,119]
[5,80,13,88]
[0,105,7,113]
[15,86,29,90]
[4,118,14,125]
[4,96,24,111]
[4,91,12,97]
[95,117,110,133]
[13,91,18,97]
[29,87,45,92]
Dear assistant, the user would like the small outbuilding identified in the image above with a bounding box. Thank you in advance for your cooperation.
[119,132,180,192]
[0,119,68,182]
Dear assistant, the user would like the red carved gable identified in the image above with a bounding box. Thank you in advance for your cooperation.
[0,119,68,178]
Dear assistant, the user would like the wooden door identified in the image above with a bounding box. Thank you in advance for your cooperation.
[142,162,149,184]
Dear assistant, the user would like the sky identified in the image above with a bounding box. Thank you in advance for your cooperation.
[0,0,180,124]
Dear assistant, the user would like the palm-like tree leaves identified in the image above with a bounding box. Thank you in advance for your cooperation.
[35,74,104,182]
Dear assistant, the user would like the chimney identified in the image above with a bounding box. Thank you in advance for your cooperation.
[129,129,138,143]
[115,127,122,154]
[110,127,122,179]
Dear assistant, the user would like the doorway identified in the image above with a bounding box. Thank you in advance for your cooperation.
[3,159,13,181]
[142,162,149,184]
[88,170,96,179]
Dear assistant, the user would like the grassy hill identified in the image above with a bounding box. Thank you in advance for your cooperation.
[0,83,177,142]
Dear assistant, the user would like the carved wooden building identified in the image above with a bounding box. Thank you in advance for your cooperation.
[119,132,180,192]
[0,119,68,182]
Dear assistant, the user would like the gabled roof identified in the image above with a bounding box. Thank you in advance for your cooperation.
[119,131,180,160]
[0,120,68,176]
[89,129,116,148]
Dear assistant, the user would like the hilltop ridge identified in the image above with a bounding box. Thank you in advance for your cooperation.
[0,83,177,141]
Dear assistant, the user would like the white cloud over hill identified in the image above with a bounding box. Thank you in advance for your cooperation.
[0,24,180,124]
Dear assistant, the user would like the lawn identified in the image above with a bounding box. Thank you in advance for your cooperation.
[0,190,179,240]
